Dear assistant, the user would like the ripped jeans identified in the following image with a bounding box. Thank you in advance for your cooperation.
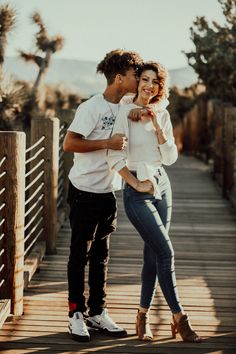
[123,170,183,313]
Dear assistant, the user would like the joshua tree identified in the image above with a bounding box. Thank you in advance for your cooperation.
[19,12,64,110]
[0,78,27,130]
[0,4,16,73]
[185,0,236,104]
[0,4,28,130]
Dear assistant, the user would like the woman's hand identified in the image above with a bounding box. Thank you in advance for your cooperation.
[135,180,154,194]
[149,115,166,143]
[147,112,165,140]
[146,111,160,130]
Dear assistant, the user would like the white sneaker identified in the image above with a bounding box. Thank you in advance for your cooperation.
[87,309,127,337]
[68,311,90,342]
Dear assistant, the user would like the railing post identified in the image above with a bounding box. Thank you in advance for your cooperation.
[31,118,60,254]
[0,131,25,316]
[223,107,236,206]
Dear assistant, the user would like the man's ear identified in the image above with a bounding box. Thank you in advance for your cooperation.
[115,74,123,84]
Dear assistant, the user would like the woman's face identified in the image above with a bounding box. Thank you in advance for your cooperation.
[137,69,159,102]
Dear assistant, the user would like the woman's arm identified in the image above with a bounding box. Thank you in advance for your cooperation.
[151,110,178,165]
[151,115,167,145]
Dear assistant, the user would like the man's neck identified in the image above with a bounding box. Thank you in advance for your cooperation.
[103,86,125,104]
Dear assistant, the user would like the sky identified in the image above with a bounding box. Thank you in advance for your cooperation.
[4,0,225,70]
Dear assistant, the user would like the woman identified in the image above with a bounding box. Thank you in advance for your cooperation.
[107,62,202,343]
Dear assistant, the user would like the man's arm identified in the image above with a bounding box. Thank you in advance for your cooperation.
[128,107,154,121]
[63,131,127,153]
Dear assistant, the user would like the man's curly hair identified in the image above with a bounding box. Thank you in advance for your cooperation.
[97,49,143,84]
[137,61,169,103]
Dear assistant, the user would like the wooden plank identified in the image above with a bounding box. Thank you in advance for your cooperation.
[0,155,236,354]
[0,299,10,328]
[0,132,25,316]
[24,240,46,289]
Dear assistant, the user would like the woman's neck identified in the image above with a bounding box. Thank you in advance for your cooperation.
[134,97,150,107]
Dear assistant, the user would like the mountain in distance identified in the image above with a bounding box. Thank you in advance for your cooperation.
[4,57,198,97]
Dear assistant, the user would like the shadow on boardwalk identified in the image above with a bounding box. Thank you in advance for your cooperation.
[0,155,235,354]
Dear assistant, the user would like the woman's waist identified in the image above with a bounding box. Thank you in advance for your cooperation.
[127,162,165,177]
[125,168,170,194]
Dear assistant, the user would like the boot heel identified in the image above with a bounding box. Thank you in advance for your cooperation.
[171,323,176,339]
[135,321,138,336]
[172,314,202,343]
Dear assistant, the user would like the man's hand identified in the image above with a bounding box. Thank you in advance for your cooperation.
[128,108,154,122]
[108,134,128,150]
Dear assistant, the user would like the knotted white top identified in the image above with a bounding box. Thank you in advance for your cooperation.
[107,98,178,199]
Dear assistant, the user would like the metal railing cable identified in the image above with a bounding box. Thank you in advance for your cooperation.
[57,123,67,209]
[25,136,45,154]
[0,156,7,292]
[24,137,45,257]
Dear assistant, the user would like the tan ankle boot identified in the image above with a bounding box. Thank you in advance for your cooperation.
[171,314,202,343]
[135,310,153,341]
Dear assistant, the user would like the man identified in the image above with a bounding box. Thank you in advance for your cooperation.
[63,49,143,342]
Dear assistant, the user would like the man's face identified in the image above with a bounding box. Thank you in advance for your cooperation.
[120,68,138,93]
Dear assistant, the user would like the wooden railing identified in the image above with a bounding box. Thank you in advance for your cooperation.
[0,117,69,327]
[174,100,236,207]
[0,154,12,327]
[0,132,25,324]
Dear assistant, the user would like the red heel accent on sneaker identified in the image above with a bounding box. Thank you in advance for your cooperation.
[69,302,77,313]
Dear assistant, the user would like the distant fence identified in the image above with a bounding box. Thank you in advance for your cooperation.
[0,116,69,327]
[174,99,236,207]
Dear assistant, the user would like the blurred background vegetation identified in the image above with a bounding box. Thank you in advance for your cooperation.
[0,0,235,130]
[0,4,82,131]
[0,0,235,204]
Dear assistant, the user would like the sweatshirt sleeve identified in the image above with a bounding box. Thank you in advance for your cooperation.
[158,110,178,166]
[107,106,129,172]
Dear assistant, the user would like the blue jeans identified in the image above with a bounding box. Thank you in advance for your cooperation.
[123,170,183,313]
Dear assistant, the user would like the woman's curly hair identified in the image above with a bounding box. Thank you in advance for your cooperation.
[97,49,143,84]
[137,61,169,103]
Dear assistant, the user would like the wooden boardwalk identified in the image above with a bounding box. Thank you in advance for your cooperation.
[0,155,236,354]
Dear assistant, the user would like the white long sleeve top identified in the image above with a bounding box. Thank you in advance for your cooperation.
[107,99,178,198]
